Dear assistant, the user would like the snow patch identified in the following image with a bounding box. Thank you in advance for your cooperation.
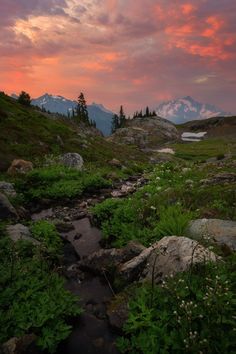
[157,148,175,154]
[182,132,207,138]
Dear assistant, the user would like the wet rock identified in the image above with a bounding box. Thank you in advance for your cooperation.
[141,236,219,284]
[187,219,236,252]
[0,193,18,220]
[0,182,16,197]
[59,153,84,170]
[2,334,37,354]
[55,221,75,233]
[6,224,40,245]
[7,159,33,175]
[79,241,145,274]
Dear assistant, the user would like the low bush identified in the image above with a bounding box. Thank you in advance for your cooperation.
[0,237,82,353]
[117,258,236,354]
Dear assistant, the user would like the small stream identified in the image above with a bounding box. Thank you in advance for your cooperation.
[31,175,147,353]
[32,212,119,353]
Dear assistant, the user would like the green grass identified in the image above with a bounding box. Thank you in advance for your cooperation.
[92,160,236,247]
[171,138,236,162]
[0,92,148,172]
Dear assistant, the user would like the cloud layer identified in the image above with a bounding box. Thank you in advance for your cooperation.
[0,0,235,113]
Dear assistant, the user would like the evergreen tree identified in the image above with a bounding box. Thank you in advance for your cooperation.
[145,106,150,117]
[17,91,31,106]
[119,105,126,128]
[111,114,120,133]
[76,92,90,125]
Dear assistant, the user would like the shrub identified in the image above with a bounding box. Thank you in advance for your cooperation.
[0,237,82,353]
[30,220,63,257]
[117,259,236,354]
[153,205,194,238]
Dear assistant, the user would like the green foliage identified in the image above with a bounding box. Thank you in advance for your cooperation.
[30,220,62,256]
[91,160,235,248]
[15,165,111,202]
[153,205,194,238]
[117,259,236,354]
[0,237,82,353]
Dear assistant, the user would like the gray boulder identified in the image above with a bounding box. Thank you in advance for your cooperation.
[0,193,18,220]
[59,153,84,170]
[119,236,218,284]
[141,236,218,283]
[108,116,179,149]
[0,182,16,197]
[7,224,40,245]
[187,219,236,252]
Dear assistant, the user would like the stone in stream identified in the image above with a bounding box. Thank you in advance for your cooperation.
[79,241,145,274]
[187,219,236,252]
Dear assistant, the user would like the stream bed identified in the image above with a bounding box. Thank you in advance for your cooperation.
[32,212,119,354]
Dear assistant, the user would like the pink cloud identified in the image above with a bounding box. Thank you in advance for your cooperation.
[0,0,235,113]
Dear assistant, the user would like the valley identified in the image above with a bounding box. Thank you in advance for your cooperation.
[0,93,236,354]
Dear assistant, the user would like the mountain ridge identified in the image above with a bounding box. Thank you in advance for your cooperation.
[155,96,231,124]
[30,93,114,136]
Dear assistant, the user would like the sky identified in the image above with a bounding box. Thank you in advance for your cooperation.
[0,0,236,113]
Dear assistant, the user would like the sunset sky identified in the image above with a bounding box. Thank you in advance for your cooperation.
[0,0,236,113]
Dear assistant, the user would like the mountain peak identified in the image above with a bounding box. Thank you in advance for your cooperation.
[156,96,231,124]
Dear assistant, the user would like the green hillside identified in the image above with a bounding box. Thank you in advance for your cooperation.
[0,92,147,171]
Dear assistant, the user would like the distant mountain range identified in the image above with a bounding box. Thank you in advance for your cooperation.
[155,96,231,124]
[30,94,114,136]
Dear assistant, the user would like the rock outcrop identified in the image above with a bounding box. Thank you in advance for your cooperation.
[59,153,84,170]
[119,236,218,284]
[7,159,33,175]
[187,219,236,252]
[6,224,40,245]
[0,193,18,220]
[0,182,16,197]
[108,116,179,149]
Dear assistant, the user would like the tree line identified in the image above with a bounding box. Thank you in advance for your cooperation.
[16,91,96,128]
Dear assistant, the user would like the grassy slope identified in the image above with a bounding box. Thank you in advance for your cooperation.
[0,92,147,171]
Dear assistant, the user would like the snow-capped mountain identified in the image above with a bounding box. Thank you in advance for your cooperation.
[156,96,231,124]
[31,94,114,136]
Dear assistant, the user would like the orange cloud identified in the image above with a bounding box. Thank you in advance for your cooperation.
[181,3,196,15]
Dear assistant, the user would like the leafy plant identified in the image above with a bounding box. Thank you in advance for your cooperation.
[117,259,236,354]
[0,237,82,353]
[30,220,63,257]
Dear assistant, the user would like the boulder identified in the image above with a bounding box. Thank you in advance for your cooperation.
[0,193,18,220]
[108,159,122,168]
[0,182,16,197]
[59,153,84,170]
[6,224,40,245]
[187,219,236,252]
[79,241,145,274]
[141,236,218,284]
[108,116,179,149]
[7,159,33,175]
[2,334,37,354]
